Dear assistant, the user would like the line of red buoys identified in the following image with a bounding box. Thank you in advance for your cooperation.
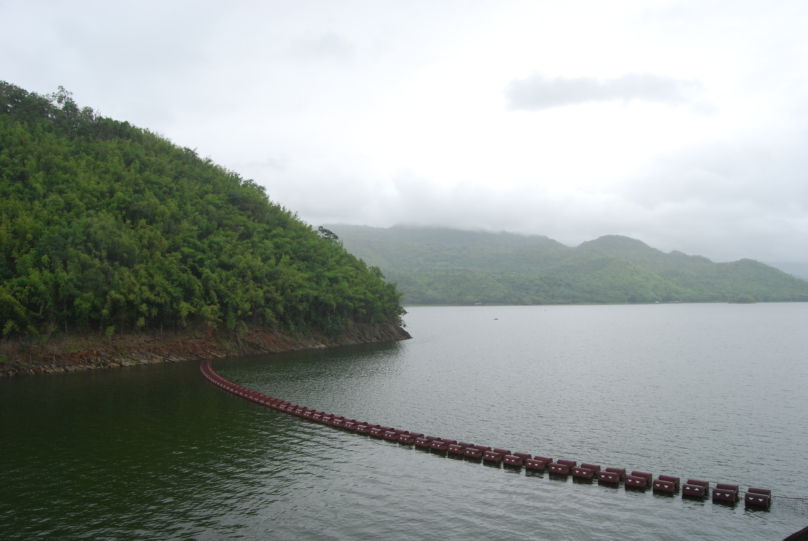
[200,359,772,509]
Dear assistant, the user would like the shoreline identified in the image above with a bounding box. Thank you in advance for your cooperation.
[0,323,411,378]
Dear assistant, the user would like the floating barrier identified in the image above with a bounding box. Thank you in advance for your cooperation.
[549,460,577,475]
[399,432,422,445]
[683,479,710,498]
[525,456,551,471]
[464,445,489,460]
[431,439,456,452]
[745,488,772,509]
[573,464,601,480]
[626,471,653,489]
[484,448,511,463]
[199,359,774,511]
[448,442,471,456]
[414,436,435,448]
[713,483,740,503]
[384,429,408,441]
[598,468,624,484]
[504,453,531,467]
[653,475,680,494]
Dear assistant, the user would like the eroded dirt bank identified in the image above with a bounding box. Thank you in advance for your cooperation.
[0,324,411,377]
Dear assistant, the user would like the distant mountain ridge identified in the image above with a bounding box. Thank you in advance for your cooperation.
[765,261,808,281]
[324,225,808,305]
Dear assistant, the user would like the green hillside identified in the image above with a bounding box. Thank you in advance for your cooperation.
[0,83,405,338]
[326,225,808,305]
[325,225,571,273]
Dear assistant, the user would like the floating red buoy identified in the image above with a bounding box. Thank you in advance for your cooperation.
[399,433,422,445]
[626,471,653,489]
[414,436,433,448]
[653,475,680,494]
[598,469,622,484]
[484,449,510,463]
[683,479,710,498]
[744,488,771,509]
[712,484,740,503]
[525,457,550,471]
[384,430,407,441]
[573,464,600,479]
[430,439,456,452]
[504,454,527,467]
[447,443,470,456]
[463,445,489,459]
[483,451,503,463]
[548,459,577,475]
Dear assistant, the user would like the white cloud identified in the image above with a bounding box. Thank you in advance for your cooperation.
[2,0,807,264]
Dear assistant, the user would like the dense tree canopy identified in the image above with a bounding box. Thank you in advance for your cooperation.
[0,82,404,338]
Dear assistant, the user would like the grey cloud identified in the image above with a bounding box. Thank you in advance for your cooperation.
[263,162,807,265]
[238,155,289,174]
[622,136,808,211]
[505,72,711,111]
[2,0,803,266]
[285,32,355,60]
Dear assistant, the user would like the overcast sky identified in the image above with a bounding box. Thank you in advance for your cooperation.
[2,0,807,263]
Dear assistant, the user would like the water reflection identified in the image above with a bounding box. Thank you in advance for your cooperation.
[1,304,807,540]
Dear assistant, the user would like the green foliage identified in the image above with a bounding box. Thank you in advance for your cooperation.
[328,225,808,305]
[317,226,339,242]
[0,82,405,337]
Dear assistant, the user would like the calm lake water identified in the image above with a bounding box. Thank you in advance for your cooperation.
[2,304,807,540]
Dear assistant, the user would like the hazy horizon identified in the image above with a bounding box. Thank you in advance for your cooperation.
[2,1,807,264]
[325,222,808,269]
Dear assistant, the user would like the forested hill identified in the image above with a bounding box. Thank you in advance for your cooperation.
[0,82,404,340]
[325,225,808,305]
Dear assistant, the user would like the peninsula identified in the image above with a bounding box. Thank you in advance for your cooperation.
[0,83,408,377]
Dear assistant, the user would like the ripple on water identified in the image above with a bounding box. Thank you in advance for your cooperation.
[2,304,807,540]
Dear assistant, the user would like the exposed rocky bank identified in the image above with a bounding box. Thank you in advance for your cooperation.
[0,324,411,377]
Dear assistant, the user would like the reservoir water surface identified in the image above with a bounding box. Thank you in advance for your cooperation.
[1,304,807,539]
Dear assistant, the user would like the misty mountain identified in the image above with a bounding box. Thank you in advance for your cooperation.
[324,225,808,305]
[765,262,808,281]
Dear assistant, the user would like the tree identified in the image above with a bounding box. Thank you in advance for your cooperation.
[317,226,339,242]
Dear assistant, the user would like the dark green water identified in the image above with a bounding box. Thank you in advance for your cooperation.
[2,304,807,539]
